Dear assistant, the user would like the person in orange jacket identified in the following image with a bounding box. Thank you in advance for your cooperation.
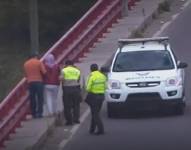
[24,53,47,118]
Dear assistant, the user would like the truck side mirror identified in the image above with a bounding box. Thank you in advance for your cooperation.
[177,62,188,68]
[100,66,110,73]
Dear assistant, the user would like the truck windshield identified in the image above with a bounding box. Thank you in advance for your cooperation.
[113,50,174,72]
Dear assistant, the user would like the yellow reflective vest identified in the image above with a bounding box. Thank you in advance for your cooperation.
[86,71,107,94]
[62,66,80,80]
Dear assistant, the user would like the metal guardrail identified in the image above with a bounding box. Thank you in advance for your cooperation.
[0,0,128,147]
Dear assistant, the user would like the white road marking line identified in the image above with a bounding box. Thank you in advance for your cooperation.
[153,21,171,37]
[183,0,191,8]
[172,13,179,20]
[70,109,90,134]
[58,108,90,150]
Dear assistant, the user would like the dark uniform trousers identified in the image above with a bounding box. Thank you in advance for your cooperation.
[86,93,104,133]
[62,86,81,123]
[29,81,44,118]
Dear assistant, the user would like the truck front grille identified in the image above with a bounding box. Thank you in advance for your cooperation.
[126,81,160,88]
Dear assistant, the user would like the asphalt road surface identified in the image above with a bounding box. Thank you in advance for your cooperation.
[62,3,191,150]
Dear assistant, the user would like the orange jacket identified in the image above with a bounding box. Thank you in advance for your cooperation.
[24,58,46,83]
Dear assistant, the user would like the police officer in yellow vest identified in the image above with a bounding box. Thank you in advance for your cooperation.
[60,60,81,125]
[85,63,107,135]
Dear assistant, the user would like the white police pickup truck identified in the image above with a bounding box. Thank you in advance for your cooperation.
[103,37,188,117]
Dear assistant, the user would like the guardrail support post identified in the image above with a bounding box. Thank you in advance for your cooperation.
[29,0,39,55]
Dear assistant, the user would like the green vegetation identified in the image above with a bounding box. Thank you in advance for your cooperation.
[158,0,170,14]
[131,30,144,38]
[152,12,158,20]
[0,0,96,101]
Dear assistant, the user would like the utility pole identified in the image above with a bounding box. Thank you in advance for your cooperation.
[122,0,128,17]
[29,0,39,55]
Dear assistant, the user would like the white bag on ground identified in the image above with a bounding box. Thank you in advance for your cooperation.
[55,82,64,126]
[56,82,64,112]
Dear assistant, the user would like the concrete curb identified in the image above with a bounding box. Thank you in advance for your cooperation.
[29,118,56,150]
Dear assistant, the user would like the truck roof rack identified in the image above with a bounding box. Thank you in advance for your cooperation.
[118,37,169,51]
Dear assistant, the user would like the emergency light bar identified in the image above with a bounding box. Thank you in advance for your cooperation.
[118,37,169,45]
[118,37,169,50]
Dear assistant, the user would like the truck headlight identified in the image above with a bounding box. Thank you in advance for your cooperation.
[165,77,182,87]
[108,80,121,89]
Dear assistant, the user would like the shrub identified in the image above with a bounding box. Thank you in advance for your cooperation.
[158,0,170,13]
[131,30,144,38]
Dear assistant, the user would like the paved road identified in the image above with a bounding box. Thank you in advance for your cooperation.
[61,3,191,150]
